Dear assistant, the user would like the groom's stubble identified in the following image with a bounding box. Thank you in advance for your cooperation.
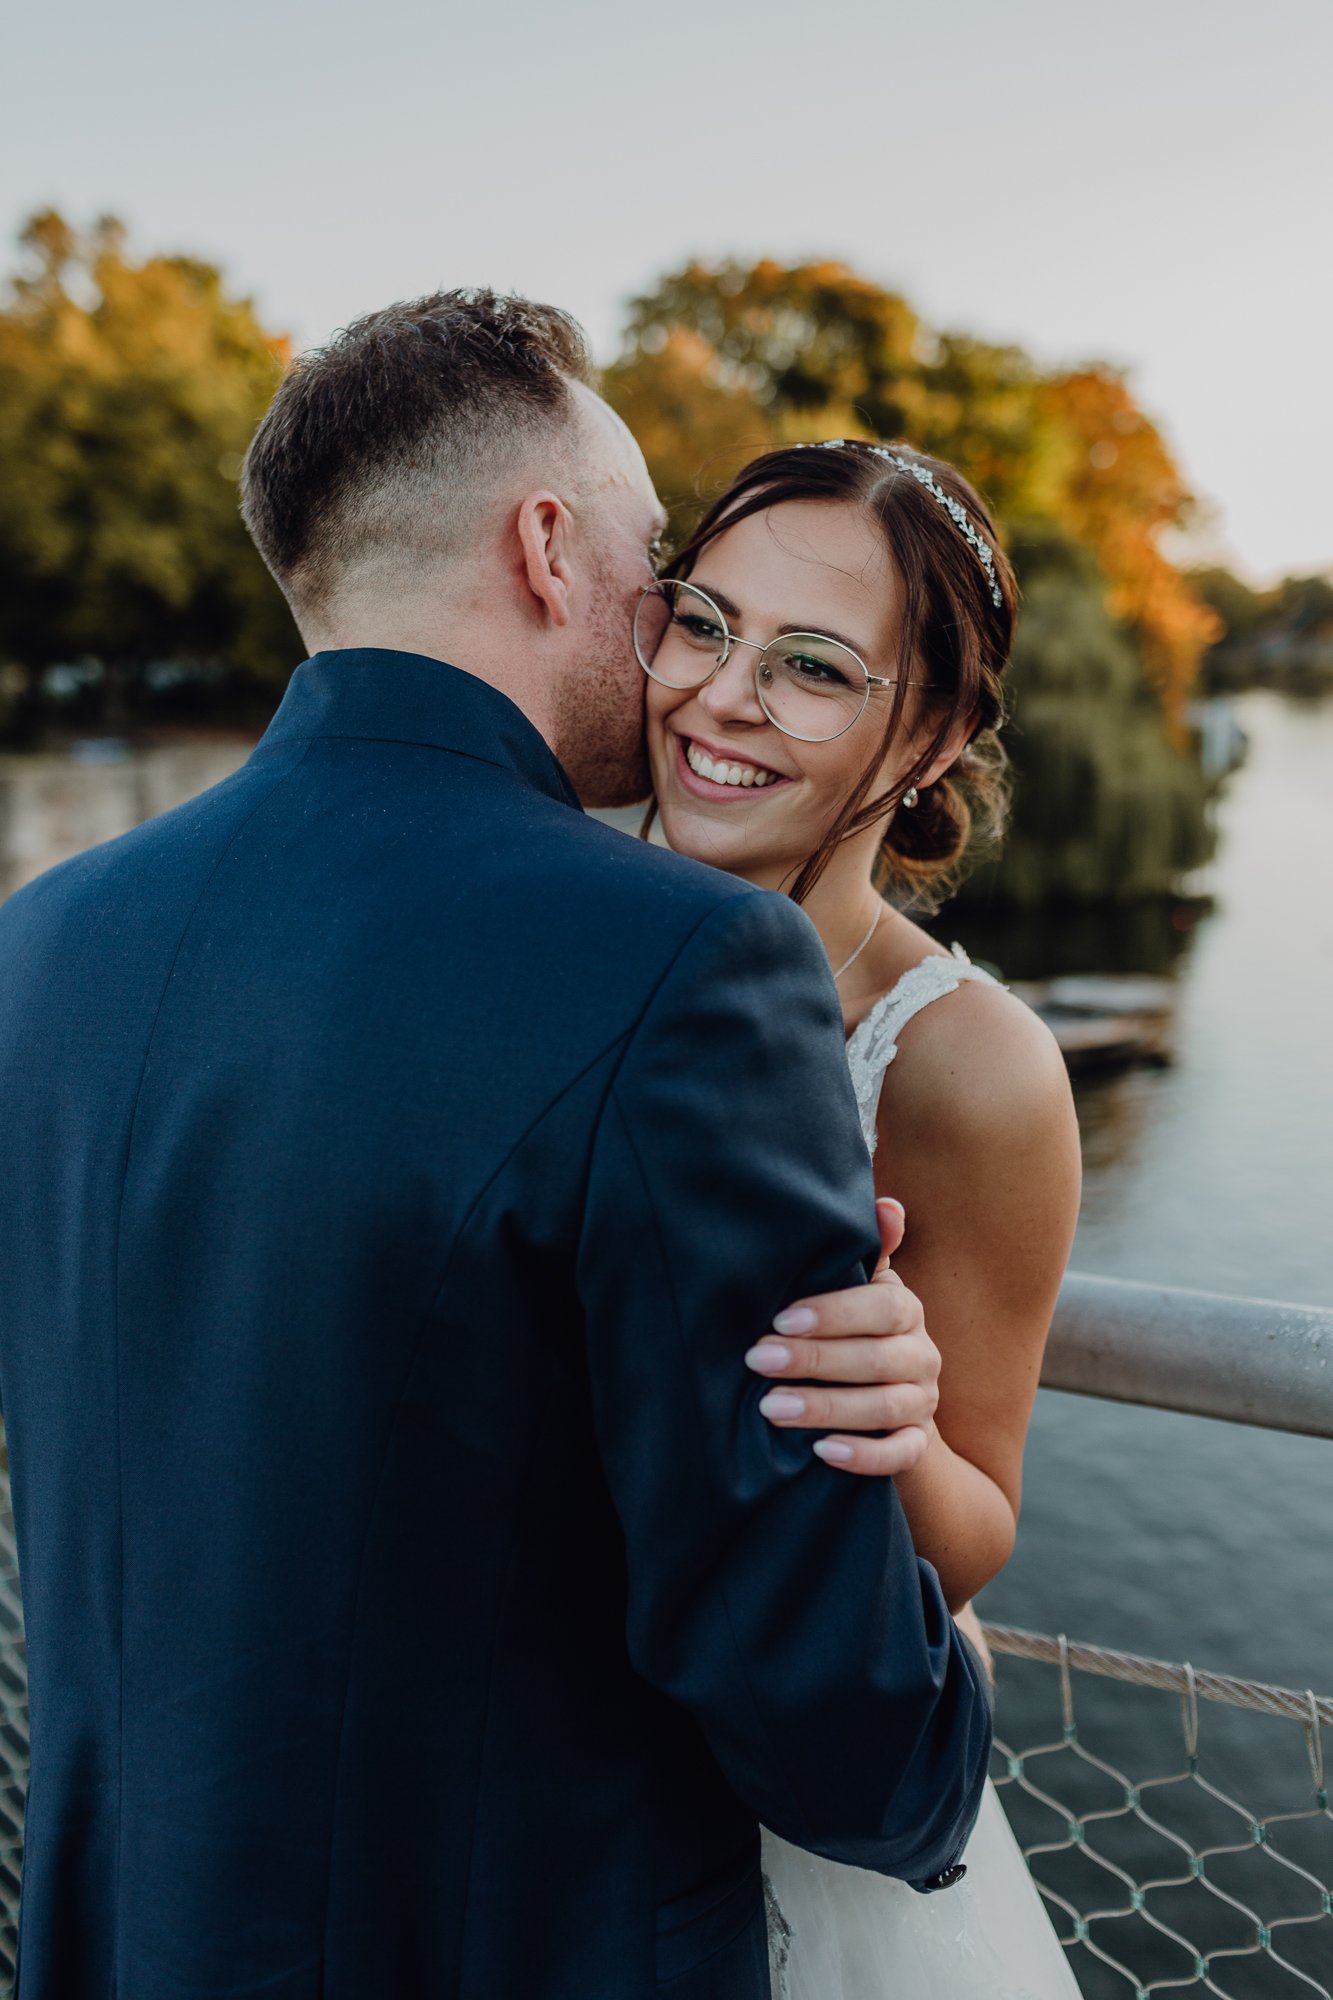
[544,385,660,811]
[552,547,654,810]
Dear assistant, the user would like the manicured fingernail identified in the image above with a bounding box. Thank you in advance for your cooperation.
[814,1439,854,1463]
[877,1197,905,1218]
[773,1306,817,1336]
[759,1391,806,1421]
[745,1342,792,1373]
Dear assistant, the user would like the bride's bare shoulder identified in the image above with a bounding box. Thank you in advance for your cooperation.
[881,963,1072,1147]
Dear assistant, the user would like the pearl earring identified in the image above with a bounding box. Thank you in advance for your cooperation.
[901,786,919,809]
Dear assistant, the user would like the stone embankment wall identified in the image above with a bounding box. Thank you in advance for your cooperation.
[0,742,254,901]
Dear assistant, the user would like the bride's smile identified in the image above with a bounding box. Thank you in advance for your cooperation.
[674,730,793,794]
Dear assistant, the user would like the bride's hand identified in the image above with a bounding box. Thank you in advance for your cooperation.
[745,1198,941,1477]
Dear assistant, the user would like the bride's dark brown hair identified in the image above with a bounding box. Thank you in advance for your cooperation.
[653,441,1017,912]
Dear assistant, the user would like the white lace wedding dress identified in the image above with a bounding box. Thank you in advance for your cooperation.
[761,945,1081,2000]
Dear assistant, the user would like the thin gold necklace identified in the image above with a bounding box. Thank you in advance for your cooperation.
[832,901,885,982]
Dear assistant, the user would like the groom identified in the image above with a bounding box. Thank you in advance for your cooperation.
[0,291,991,1997]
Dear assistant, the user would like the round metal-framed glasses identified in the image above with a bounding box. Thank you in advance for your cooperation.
[632,579,934,744]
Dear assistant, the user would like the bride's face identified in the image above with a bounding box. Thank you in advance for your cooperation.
[645,499,927,887]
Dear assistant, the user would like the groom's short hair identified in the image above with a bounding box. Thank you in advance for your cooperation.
[241,289,596,615]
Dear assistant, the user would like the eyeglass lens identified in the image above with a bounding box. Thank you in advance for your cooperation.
[633,581,870,743]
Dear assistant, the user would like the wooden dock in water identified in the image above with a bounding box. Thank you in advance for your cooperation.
[1008,974,1176,1073]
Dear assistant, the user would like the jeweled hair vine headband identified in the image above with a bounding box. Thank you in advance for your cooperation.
[795,439,1005,610]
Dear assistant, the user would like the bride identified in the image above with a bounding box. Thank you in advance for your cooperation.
[634,436,1084,1999]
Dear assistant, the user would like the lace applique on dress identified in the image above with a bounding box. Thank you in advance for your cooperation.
[845,943,1003,1156]
[764,1867,795,1999]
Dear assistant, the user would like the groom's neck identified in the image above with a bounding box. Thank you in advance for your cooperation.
[299,599,559,749]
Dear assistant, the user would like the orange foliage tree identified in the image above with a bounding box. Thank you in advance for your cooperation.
[1039,366,1220,723]
[607,257,1217,729]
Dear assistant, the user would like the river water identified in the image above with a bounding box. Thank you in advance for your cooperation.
[2,692,1330,1987]
[961,693,1333,1686]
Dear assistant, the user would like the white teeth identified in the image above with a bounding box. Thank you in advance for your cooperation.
[684,741,779,790]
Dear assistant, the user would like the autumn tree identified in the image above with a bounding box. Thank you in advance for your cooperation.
[1037,365,1220,722]
[0,210,298,738]
[608,260,927,540]
[608,258,1216,724]
[603,326,779,527]
[608,259,1066,536]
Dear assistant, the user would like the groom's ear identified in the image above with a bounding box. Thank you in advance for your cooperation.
[516,491,574,629]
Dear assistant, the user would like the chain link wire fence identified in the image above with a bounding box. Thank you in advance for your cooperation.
[984,1624,1333,1997]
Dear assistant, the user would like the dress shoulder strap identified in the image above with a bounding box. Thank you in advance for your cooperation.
[845,944,1003,1156]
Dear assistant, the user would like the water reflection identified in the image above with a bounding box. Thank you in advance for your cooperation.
[955,892,1205,984]
[1040,692,1329,1309]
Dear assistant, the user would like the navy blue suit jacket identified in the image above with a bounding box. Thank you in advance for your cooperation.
[0,651,990,1998]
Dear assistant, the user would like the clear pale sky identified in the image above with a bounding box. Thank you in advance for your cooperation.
[5,0,1330,582]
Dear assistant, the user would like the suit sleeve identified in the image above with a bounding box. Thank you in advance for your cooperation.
[577,889,992,1885]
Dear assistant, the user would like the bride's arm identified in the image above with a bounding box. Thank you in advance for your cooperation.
[873,982,1082,1611]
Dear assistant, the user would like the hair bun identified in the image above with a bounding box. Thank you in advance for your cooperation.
[879,730,1009,915]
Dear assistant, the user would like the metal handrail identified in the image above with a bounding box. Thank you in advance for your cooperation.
[1045,1272,1333,1439]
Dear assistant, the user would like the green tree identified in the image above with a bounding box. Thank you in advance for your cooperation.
[1272,572,1333,636]
[961,525,1216,907]
[1187,565,1270,648]
[0,210,298,739]
[619,258,924,432]
[610,258,1065,535]
[1190,565,1333,695]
